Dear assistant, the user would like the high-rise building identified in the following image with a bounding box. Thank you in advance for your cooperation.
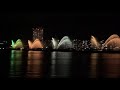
[33,27,43,41]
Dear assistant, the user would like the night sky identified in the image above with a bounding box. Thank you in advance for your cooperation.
[0,11,120,41]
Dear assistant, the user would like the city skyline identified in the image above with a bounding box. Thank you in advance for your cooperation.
[1,8,120,79]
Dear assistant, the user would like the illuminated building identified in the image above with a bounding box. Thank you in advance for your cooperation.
[51,38,59,49]
[33,27,43,41]
[104,34,119,47]
[57,36,73,49]
[51,36,73,49]
[90,36,101,49]
[11,39,23,49]
[28,39,43,49]
[101,34,120,50]
[105,38,120,50]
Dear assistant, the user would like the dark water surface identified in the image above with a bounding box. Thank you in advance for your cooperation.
[0,50,120,78]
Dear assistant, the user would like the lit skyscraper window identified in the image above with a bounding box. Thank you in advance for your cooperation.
[32,27,43,41]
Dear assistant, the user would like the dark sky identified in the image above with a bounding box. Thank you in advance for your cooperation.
[0,12,120,41]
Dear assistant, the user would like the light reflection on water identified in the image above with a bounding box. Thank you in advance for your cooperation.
[9,50,44,78]
[9,50,23,77]
[26,51,43,78]
[89,53,98,78]
[7,50,120,78]
[100,53,120,78]
[51,52,72,78]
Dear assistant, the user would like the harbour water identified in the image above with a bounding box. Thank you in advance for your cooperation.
[0,50,120,78]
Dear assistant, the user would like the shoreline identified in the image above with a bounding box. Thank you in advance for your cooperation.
[1,48,120,53]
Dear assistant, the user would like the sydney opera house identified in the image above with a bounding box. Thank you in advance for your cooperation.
[1,33,120,51]
[90,34,120,51]
[8,36,73,50]
[51,36,73,50]
[1,26,119,51]
[102,34,120,50]
[90,35,101,49]
[11,39,24,49]
[28,39,43,49]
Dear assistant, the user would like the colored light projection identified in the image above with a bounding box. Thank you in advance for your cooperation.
[11,39,23,49]
[51,38,59,49]
[90,35,100,49]
[52,36,73,49]
[103,34,120,50]
[28,39,43,49]
[104,34,119,46]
